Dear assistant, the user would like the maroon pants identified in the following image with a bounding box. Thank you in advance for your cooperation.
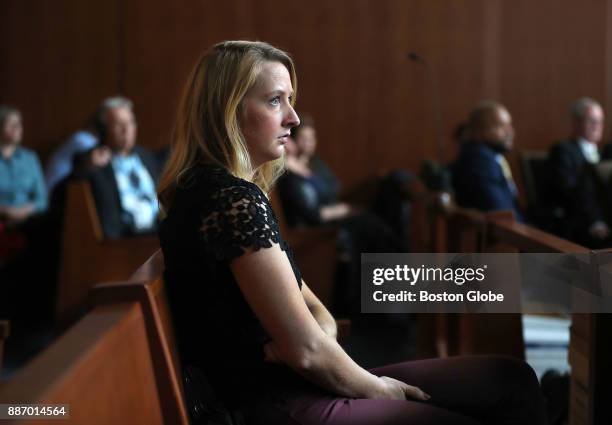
[246,356,547,425]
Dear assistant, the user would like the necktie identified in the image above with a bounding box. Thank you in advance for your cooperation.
[129,169,141,189]
[498,156,518,197]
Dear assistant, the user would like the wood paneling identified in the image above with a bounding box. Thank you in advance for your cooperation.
[0,0,119,159]
[117,0,494,187]
[1,0,612,192]
[499,0,608,152]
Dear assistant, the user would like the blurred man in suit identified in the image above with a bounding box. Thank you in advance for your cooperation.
[452,101,523,221]
[73,97,160,239]
[549,97,607,247]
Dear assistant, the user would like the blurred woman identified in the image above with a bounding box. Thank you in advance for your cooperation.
[0,106,51,328]
[279,116,351,226]
[0,106,47,227]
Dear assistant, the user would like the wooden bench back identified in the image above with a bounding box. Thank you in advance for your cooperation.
[485,214,612,425]
[0,303,165,424]
[519,150,549,211]
[56,180,159,328]
[433,199,612,425]
[91,250,189,425]
[486,217,588,253]
[422,204,524,358]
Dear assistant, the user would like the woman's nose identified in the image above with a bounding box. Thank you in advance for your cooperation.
[285,106,300,128]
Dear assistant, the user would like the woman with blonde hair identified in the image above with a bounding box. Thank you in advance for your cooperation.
[158,40,546,425]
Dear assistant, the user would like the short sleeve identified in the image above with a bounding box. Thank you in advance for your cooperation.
[200,183,281,261]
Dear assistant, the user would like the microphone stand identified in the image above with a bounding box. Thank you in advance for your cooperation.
[408,52,452,193]
[408,52,444,164]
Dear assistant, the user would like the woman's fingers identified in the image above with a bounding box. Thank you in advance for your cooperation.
[404,385,431,401]
[378,376,431,401]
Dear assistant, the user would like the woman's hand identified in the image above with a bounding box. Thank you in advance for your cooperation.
[376,376,430,401]
[0,204,34,224]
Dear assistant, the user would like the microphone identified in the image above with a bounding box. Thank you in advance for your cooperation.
[407,52,422,63]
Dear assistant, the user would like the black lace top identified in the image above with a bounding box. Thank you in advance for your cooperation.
[159,164,302,405]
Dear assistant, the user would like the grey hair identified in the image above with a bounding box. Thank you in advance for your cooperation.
[98,96,133,122]
[0,105,20,129]
[570,97,601,119]
[93,96,134,141]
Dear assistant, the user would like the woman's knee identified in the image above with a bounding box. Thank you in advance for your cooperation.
[483,356,538,386]
[479,355,546,411]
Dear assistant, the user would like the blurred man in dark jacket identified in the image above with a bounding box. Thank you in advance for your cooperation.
[73,97,160,239]
[452,101,523,221]
[549,97,607,247]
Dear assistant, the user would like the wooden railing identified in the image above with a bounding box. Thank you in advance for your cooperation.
[0,303,167,424]
[91,251,189,424]
[0,251,189,424]
[424,192,612,425]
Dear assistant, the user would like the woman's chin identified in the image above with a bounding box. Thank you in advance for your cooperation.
[270,145,285,160]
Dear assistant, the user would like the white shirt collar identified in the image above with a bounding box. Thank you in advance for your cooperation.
[577,138,600,164]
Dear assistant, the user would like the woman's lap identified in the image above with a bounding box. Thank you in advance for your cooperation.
[369,356,546,424]
[246,356,546,425]
[249,391,480,425]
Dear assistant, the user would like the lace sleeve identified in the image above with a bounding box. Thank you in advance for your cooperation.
[200,183,281,261]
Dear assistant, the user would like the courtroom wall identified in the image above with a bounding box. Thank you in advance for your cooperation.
[1,0,611,189]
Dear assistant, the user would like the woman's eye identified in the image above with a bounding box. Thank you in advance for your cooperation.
[270,97,281,106]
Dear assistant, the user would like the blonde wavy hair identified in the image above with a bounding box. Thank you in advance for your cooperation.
[158,40,297,211]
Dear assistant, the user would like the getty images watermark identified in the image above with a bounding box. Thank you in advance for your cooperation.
[361,253,612,314]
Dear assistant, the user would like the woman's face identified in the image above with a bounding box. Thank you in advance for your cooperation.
[239,61,300,168]
[1,113,23,146]
[295,125,317,158]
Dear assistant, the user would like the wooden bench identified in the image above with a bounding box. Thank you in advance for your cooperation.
[2,221,355,424]
[56,180,158,328]
[91,250,189,424]
[485,215,612,425]
[429,196,612,425]
[91,249,349,424]
[0,303,167,424]
[418,199,524,359]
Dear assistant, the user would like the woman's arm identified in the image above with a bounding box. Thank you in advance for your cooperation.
[230,245,429,401]
[301,281,336,339]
